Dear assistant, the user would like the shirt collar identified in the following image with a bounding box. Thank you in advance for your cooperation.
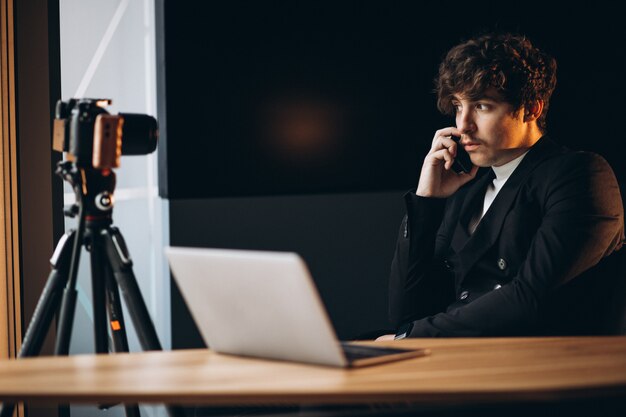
[491,151,529,182]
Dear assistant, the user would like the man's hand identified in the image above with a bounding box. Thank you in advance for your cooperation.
[416,128,479,197]
[375,334,396,341]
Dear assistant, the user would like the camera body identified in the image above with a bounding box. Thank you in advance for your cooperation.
[53,98,158,169]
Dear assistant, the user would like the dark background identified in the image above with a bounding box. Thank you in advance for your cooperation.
[156,0,626,347]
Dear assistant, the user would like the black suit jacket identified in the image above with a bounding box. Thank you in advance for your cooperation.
[389,136,625,337]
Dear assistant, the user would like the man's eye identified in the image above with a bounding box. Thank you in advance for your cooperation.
[452,104,461,113]
[476,103,490,111]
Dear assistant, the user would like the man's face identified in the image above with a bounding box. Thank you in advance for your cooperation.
[451,89,536,167]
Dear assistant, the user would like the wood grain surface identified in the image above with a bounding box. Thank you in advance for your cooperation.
[0,337,625,405]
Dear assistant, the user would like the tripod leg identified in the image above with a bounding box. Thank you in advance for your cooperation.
[100,227,186,417]
[54,217,87,417]
[89,233,111,355]
[22,231,77,357]
[105,258,131,353]
[100,226,161,350]
[0,231,76,417]
[103,257,141,417]
[55,204,87,356]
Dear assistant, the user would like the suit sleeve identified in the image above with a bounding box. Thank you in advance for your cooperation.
[388,192,452,328]
[406,153,624,337]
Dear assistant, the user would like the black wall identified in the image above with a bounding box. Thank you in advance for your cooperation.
[169,192,404,346]
[156,0,626,347]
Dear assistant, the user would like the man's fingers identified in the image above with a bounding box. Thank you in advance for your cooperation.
[431,136,457,156]
[431,128,461,147]
[428,148,455,168]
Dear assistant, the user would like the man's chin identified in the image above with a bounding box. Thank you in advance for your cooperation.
[469,156,490,168]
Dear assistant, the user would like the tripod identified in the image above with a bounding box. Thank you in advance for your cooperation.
[0,161,185,417]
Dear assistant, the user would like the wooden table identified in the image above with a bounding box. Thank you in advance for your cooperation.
[1,337,625,406]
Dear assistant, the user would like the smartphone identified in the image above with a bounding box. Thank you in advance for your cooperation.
[450,135,473,174]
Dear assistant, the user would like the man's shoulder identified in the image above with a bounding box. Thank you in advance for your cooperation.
[528,146,621,211]
[532,147,614,178]
[528,137,615,179]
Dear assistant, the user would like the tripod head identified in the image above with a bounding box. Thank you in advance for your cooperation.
[56,160,117,222]
[52,98,158,222]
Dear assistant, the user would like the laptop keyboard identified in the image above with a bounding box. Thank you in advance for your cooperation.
[340,342,410,361]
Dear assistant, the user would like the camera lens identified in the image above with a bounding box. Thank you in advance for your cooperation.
[119,113,158,155]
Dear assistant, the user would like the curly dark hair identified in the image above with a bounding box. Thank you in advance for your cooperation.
[435,33,557,132]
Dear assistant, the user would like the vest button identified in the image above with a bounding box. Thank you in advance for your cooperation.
[459,290,469,300]
[493,284,502,290]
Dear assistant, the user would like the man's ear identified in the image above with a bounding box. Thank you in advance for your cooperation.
[524,100,544,122]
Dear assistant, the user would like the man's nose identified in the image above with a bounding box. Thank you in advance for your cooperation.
[456,109,476,134]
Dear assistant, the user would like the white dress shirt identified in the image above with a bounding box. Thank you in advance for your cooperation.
[469,151,529,234]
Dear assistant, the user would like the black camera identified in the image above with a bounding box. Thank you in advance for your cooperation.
[53,98,158,169]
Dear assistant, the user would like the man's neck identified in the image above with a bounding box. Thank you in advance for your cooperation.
[492,151,528,180]
[493,129,543,167]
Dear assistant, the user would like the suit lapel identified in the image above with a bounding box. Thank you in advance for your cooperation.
[453,137,563,282]
[450,169,494,253]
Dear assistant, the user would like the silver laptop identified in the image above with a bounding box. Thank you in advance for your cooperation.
[165,246,428,367]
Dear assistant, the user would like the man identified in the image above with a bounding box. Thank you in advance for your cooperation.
[385,33,625,339]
